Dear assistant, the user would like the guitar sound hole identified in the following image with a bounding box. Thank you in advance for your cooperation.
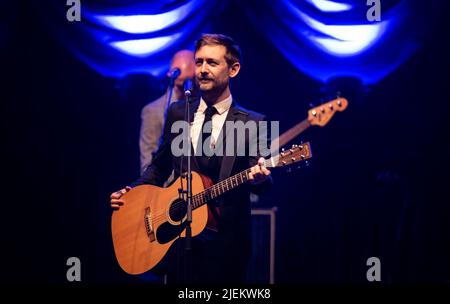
[168,199,187,222]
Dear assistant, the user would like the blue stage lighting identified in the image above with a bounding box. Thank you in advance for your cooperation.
[110,34,182,57]
[307,0,352,12]
[92,0,202,34]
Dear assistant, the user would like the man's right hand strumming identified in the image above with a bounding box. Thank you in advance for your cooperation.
[110,186,131,210]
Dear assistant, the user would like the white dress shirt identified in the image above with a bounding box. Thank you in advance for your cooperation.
[191,95,233,154]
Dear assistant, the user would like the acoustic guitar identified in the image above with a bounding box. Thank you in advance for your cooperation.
[112,143,312,275]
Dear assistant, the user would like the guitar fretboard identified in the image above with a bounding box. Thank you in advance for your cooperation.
[191,158,272,209]
[191,169,250,209]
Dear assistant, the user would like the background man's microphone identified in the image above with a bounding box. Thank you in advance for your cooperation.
[165,68,181,113]
[184,78,194,98]
[167,67,181,79]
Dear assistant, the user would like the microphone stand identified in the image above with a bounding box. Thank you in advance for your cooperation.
[164,80,174,118]
[165,68,180,117]
[180,80,194,283]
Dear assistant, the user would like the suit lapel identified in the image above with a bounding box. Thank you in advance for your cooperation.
[188,99,200,123]
[184,99,248,181]
[218,102,248,181]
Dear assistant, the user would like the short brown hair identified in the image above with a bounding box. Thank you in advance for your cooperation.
[195,34,241,66]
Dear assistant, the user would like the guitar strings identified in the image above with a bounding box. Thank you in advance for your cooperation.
[148,161,280,225]
[149,183,224,225]
[149,173,249,225]
[144,150,305,225]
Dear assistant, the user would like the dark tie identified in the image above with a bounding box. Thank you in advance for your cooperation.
[198,105,218,153]
[195,105,219,179]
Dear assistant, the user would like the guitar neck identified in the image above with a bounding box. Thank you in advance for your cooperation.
[271,118,310,153]
[191,159,273,210]
[190,140,312,210]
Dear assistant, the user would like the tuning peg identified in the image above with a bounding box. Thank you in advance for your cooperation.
[311,110,317,116]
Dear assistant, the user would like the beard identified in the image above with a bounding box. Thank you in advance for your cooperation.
[197,77,228,95]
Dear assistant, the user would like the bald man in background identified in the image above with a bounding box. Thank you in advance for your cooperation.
[139,50,195,174]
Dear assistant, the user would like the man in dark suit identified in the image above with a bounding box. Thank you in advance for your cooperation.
[111,34,271,283]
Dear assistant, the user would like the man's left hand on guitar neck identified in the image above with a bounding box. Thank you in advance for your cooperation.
[248,157,271,185]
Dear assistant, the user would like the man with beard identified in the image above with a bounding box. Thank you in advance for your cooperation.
[111,34,271,283]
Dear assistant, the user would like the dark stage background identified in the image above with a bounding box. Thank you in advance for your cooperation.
[1,1,449,284]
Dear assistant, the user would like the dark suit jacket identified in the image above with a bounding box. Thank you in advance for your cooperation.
[132,98,271,262]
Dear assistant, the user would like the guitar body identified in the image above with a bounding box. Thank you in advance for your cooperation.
[112,172,209,275]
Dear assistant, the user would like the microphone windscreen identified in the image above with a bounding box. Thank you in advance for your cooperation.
[168,68,181,79]
[183,78,193,96]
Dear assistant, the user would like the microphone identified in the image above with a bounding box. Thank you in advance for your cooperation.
[183,78,194,97]
[167,68,181,80]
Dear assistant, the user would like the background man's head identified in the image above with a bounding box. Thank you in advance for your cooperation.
[194,34,241,95]
[169,49,195,88]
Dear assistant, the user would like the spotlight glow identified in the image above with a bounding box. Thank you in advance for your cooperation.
[307,0,352,12]
[94,0,201,34]
[110,34,181,57]
[299,11,388,56]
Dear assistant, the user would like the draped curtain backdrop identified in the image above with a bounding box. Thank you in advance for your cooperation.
[31,0,223,78]
[242,0,424,84]
[1,0,448,284]
[23,0,428,84]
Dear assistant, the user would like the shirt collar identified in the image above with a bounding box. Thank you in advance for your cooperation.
[199,95,233,115]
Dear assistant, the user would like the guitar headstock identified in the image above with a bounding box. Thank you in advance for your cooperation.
[308,97,348,127]
[270,142,313,168]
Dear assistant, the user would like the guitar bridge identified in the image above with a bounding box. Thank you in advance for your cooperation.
[144,207,156,242]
